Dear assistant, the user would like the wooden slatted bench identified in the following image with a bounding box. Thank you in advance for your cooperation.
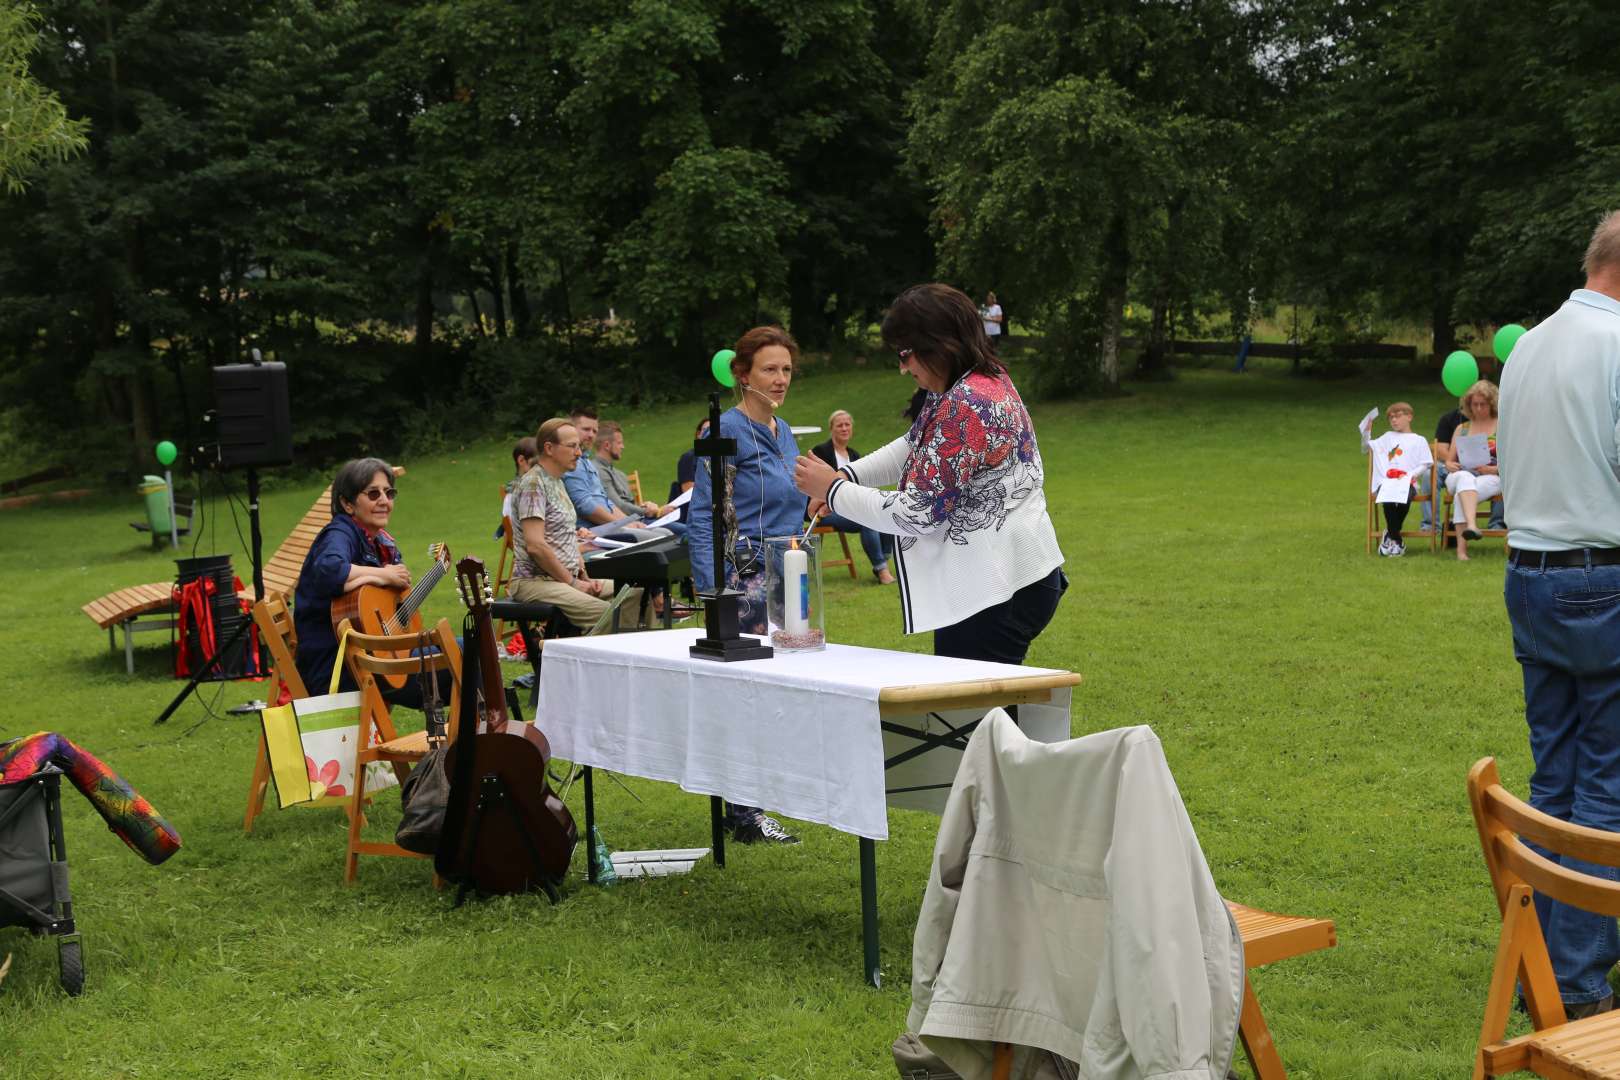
[81,583,181,675]
[81,477,383,675]
[1228,901,1338,1079]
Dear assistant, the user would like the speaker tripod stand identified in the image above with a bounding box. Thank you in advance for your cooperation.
[153,467,268,725]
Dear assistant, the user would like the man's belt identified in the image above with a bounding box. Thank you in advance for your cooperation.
[1511,548,1620,568]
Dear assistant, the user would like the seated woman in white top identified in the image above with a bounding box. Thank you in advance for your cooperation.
[1444,379,1502,561]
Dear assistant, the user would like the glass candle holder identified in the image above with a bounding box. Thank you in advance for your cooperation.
[764,532,826,652]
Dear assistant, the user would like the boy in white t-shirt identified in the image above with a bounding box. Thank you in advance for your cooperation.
[1359,402,1433,557]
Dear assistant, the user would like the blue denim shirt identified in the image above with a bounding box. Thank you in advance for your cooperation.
[562,454,612,526]
[293,513,401,693]
[690,407,808,592]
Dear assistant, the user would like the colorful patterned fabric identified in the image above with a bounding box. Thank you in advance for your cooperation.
[0,732,182,866]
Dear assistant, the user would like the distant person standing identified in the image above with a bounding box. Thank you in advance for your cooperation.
[1498,209,1620,1020]
[981,291,1003,351]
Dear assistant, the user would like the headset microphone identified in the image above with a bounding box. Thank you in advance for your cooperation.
[743,384,780,409]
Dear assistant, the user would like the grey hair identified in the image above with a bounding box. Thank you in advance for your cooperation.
[332,457,395,516]
[1583,210,1620,277]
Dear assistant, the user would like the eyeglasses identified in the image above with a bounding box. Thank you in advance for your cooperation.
[361,486,397,501]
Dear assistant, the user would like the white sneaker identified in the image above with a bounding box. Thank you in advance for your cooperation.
[1391,539,1406,557]
[1378,537,1396,557]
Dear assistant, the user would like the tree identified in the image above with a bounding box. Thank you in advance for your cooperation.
[908,0,1273,390]
[0,3,87,192]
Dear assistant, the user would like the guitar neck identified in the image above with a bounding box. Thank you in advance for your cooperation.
[471,605,509,731]
[388,559,446,632]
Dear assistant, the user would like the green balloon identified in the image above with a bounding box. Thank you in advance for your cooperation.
[155,440,178,467]
[711,349,737,388]
[1442,350,1480,397]
[1493,323,1527,362]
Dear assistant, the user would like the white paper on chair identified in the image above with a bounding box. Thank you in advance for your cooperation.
[1455,433,1492,471]
[1375,475,1412,503]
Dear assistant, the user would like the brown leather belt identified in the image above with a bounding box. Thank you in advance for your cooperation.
[1511,548,1620,568]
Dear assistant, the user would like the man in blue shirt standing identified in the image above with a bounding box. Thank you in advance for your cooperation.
[1499,209,1620,1019]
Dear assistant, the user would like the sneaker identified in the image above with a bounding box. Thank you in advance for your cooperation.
[1392,539,1406,557]
[1463,525,1483,541]
[1378,537,1396,557]
[730,814,801,845]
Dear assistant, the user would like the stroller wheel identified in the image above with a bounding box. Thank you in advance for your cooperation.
[57,936,84,996]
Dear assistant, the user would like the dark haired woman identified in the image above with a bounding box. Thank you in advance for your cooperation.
[293,458,443,709]
[689,325,809,845]
[793,283,1066,664]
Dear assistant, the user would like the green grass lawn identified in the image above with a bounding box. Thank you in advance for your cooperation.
[0,356,1526,1077]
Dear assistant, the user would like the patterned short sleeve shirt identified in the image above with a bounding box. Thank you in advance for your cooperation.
[511,467,582,579]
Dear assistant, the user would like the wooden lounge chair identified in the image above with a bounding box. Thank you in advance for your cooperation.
[82,469,401,674]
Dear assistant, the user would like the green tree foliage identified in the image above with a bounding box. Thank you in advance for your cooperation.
[0,4,87,193]
[908,0,1275,390]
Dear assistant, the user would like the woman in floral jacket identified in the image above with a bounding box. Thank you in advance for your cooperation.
[794,283,1067,663]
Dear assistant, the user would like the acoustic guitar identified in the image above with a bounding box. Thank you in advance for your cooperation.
[436,555,577,901]
[330,542,451,688]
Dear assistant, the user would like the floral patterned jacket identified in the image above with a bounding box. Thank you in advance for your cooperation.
[825,369,1064,634]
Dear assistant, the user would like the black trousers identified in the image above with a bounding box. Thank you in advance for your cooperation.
[933,568,1068,665]
[1382,494,1413,540]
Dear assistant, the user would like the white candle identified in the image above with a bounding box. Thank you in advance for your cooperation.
[782,547,809,633]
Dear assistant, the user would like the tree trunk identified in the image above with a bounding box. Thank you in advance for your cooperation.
[488,255,508,340]
[467,291,486,337]
[508,241,532,338]
[415,260,434,356]
[787,256,829,349]
[1098,216,1128,388]
[1431,290,1457,363]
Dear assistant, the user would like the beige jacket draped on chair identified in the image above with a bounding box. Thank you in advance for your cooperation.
[908,714,1243,1080]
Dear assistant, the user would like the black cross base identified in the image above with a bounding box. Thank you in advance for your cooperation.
[689,389,773,663]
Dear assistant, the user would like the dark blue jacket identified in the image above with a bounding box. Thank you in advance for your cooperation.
[293,514,401,694]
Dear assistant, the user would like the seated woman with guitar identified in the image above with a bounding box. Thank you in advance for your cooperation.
[293,458,448,710]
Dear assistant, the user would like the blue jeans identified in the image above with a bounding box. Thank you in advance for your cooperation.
[818,512,892,573]
[1505,556,1620,1004]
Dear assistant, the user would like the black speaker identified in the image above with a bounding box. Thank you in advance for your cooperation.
[212,362,292,468]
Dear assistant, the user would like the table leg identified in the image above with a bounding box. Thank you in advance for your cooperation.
[584,766,598,884]
[860,836,880,987]
[710,795,726,869]
[123,622,135,676]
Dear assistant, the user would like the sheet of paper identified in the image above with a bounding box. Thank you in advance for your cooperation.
[588,535,632,550]
[1455,433,1492,470]
[1359,407,1378,433]
[1375,475,1413,504]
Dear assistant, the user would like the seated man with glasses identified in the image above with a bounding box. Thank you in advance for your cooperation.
[293,457,446,710]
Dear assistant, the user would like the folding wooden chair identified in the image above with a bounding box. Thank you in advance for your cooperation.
[627,470,644,505]
[242,595,309,833]
[1468,757,1620,1078]
[987,900,1336,1080]
[338,617,462,884]
[1441,477,1508,556]
[493,486,515,641]
[813,525,858,580]
[1365,452,1438,554]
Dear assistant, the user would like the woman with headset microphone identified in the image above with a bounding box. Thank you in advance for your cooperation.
[689,325,808,845]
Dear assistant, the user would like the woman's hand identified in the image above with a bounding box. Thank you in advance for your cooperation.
[1477,464,1499,476]
[794,454,838,504]
[379,563,411,589]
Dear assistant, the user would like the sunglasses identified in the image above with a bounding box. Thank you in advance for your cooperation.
[361,486,397,501]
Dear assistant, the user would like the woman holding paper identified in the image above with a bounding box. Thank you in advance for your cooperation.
[792,283,1066,665]
[1444,379,1501,561]
[689,325,809,846]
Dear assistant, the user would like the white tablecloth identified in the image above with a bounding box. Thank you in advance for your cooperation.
[536,627,1073,840]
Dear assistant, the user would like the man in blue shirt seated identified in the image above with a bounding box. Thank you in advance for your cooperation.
[563,407,672,542]
[593,420,687,540]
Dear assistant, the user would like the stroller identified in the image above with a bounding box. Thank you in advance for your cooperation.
[0,765,83,994]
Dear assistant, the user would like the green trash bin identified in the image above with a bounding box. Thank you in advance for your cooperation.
[140,475,174,535]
